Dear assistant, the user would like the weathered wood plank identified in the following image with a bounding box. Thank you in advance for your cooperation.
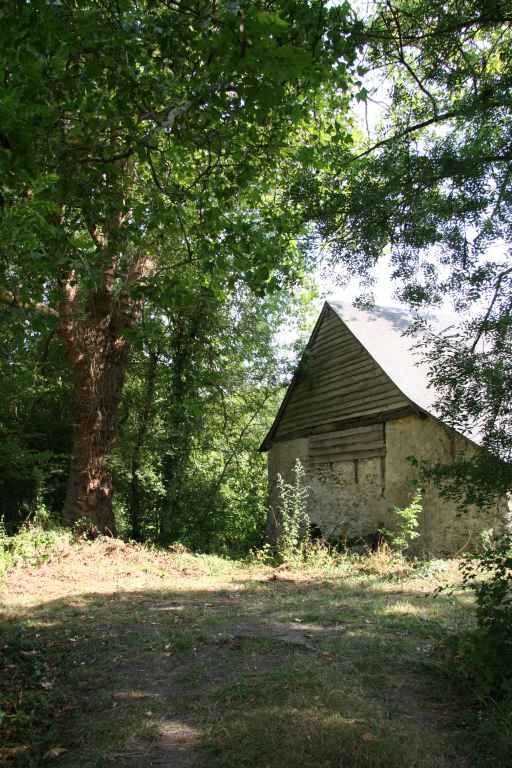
[308,447,386,464]
[319,311,355,337]
[277,394,408,434]
[291,368,390,397]
[310,435,383,450]
[310,431,384,450]
[298,354,375,385]
[311,327,360,350]
[263,302,415,450]
[310,434,383,450]
[310,439,385,453]
[309,341,362,364]
[290,378,387,410]
[281,380,402,421]
[310,441,385,459]
[263,405,417,449]
[310,424,383,441]
[318,309,343,330]
[288,370,390,406]
[280,394,408,428]
[310,324,343,344]
[309,427,385,452]
[310,432,384,449]
[310,327,359,354]
[313,314,342,334]
[286,380,406,412]
[298,358,383,385]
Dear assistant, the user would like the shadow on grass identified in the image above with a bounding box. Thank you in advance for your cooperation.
[0,578,482,768]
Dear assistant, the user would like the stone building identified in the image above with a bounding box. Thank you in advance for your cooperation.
[261,302,509,555]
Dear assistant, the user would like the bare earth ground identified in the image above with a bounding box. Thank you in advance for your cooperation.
[0,539,497,768]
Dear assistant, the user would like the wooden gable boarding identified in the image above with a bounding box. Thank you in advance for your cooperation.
[260,303,417,459]
[309,424,385,464]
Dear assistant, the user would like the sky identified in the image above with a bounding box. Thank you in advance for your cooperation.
[287,0,508,336]
[319,255,406,310]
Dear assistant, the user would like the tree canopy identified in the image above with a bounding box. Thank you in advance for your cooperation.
[310,0,512,501]
[2,0,511,536]
[0,0,364,536]
[0,0,361,531]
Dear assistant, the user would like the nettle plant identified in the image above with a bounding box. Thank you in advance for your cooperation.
[274,459,310,560]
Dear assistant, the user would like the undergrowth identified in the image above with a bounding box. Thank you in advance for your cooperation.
[435,533,512,767]
[440,533,512,700]
[0,519,71,577]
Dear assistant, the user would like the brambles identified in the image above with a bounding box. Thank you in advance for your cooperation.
[0,522,70,576]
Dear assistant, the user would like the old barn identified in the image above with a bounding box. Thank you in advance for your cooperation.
[261,302,509,555]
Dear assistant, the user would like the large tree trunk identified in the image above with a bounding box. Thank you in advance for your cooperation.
[63,318,129,534]
[57,216,153,532]
[0,172,154,533]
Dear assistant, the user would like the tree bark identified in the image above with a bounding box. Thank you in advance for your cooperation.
[62,318,130,534]
[57,225,153,532]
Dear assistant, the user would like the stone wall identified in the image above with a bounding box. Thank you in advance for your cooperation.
[267,414,510,556]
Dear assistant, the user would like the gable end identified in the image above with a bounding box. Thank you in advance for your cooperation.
[260,303,415,451]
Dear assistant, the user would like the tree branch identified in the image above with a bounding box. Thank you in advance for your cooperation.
[0,288,59,318]
[81,146,135,165]
[211,389,274,495]
[347,110,459,163]
[367,11,512,45]
[470,266,512,353]
[88,223,107,250]
[387,1,439,115]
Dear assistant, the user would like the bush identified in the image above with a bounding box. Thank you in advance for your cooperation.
[455,533,512,701]
[0,516,11,576]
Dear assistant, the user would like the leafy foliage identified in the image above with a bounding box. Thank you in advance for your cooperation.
[0,521,70,577]
[309,0,512,501]
[456,533,512,701]
[111,282,316,552]
[0,0,361,527]
[1,0,359,310]
[388,490,422,553]
[0,310,71,530]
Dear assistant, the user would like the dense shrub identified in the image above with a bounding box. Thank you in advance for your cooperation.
[456,534,512,701]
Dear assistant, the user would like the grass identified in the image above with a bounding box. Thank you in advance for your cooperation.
[0,532,509,767]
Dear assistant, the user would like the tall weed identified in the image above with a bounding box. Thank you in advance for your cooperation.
[385,490,422,553]
[272,459,310,562]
